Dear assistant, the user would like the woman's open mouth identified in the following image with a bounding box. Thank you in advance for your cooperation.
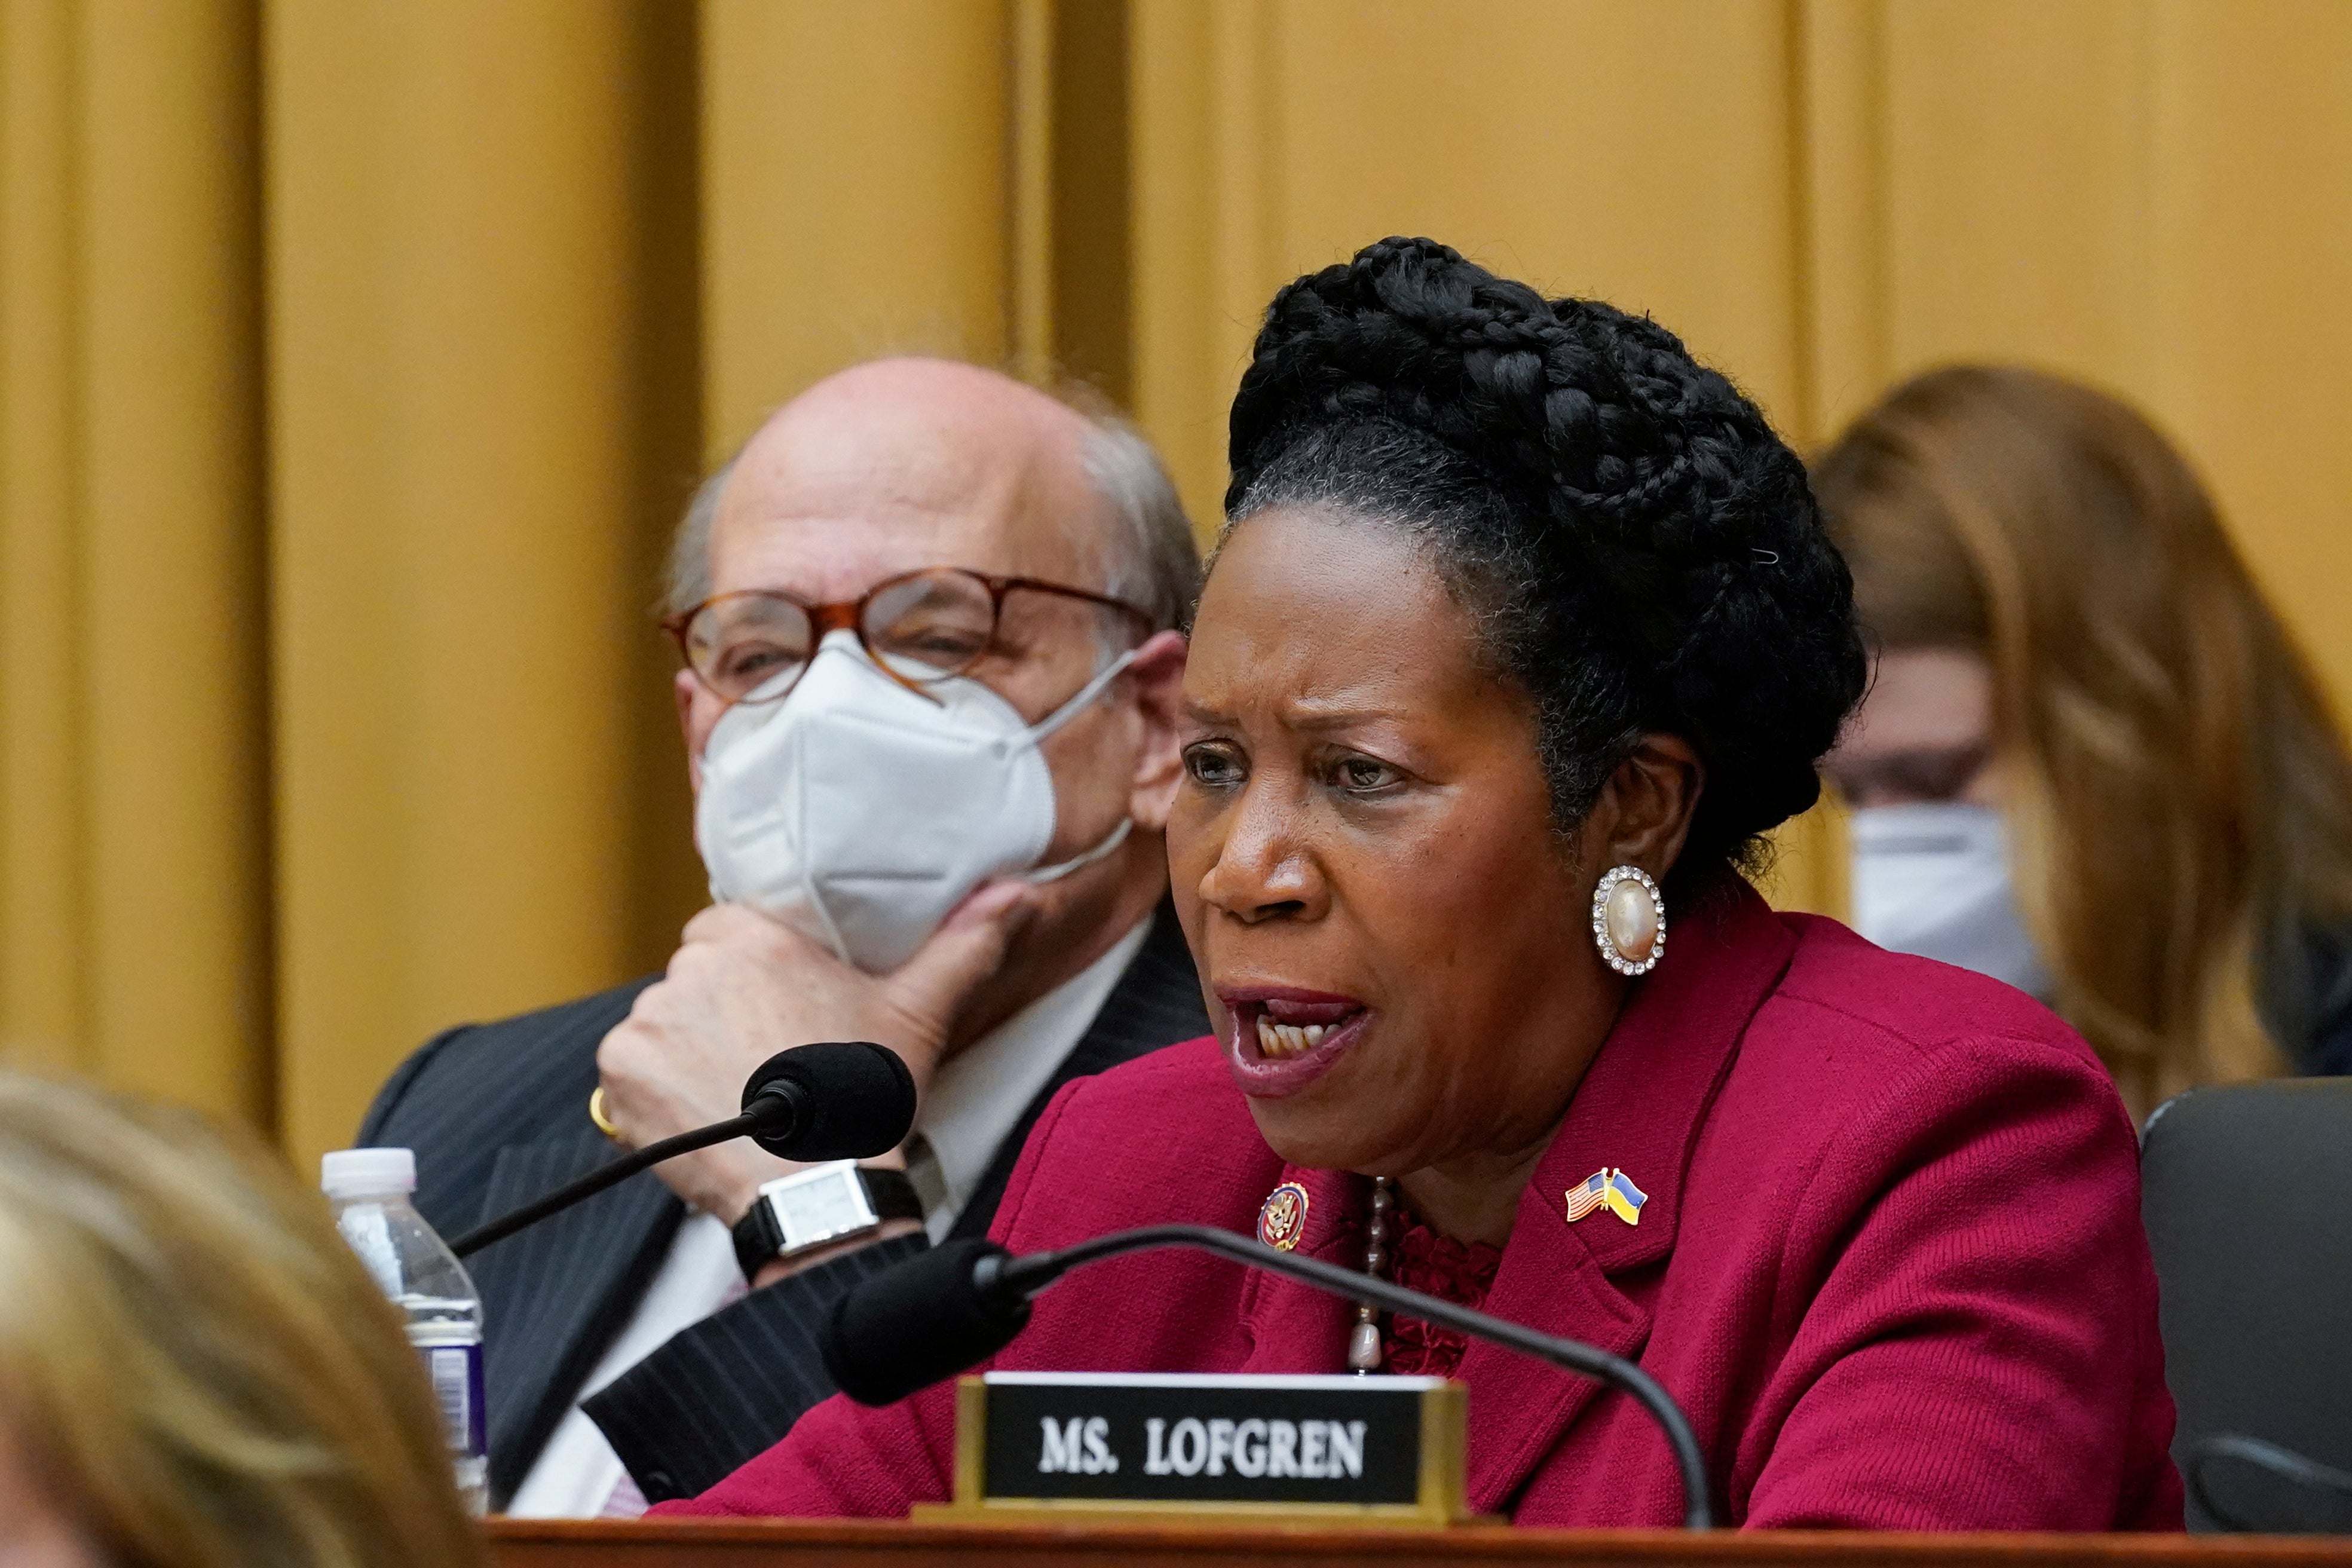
[1217,986,1371,1098]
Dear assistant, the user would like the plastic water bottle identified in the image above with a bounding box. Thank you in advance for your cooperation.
[322,1147,488,1514]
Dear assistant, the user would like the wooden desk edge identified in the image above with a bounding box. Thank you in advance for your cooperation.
[488,1517,2352,1564]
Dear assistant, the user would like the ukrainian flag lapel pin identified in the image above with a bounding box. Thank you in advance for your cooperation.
[1566,1166,1647,1227]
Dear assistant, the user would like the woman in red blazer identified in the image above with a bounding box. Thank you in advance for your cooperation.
[666,238,2181,1529]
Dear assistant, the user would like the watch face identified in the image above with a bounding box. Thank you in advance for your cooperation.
[772,1165,878,1251]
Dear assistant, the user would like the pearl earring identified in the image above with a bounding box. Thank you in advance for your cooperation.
[1591,865,1665,976]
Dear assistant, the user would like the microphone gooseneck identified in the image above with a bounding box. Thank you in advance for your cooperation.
[823,1221,1714,1531]
[446,1040,917,1260]
[448,1106,770,1258]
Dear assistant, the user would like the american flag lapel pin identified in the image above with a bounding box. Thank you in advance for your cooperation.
[1566,1166,1647,1227]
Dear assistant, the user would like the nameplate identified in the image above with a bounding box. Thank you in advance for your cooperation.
[914,1371,1480,1527]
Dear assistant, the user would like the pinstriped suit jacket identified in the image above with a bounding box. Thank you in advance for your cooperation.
[357,901,1206,1508]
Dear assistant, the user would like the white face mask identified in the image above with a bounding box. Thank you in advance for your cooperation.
[694,630,1135,973]
[1848,802,2052,999]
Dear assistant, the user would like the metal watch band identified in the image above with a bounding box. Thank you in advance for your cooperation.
[731,1164,923,1284]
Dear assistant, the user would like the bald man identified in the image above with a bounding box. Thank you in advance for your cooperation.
[359,362,1206,1514]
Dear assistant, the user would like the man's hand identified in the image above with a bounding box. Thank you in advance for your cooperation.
[595,881,1037,1227]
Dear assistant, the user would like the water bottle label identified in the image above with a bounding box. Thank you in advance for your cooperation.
[422,1342,486,1459]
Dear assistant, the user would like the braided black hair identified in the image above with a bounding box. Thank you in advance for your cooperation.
[1221,237,1864,877]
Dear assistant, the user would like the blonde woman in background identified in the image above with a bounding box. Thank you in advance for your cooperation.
[0,1073,486,1568]
[1815,364,2352,1115]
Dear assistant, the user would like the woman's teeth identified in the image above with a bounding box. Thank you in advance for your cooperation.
[1254,1015,1329,1059]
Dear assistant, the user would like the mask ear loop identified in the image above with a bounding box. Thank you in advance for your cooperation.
[1023,648,1140,745]
[1019,646,1143,883]
[1027,817,1134,884]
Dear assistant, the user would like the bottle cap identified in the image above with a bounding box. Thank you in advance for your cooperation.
[321,1147,417,1199]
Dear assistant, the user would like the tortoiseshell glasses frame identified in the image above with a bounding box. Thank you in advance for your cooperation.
[662,565,1156,706]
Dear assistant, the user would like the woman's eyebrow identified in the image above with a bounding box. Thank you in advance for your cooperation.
[1283,701,1403,732]
[1180,696,1238,725]
[1177,695,1405,730]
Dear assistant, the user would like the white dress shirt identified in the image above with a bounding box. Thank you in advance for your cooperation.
[504,915,1152,1518]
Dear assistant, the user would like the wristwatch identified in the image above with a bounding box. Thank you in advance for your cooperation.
[731,1160,924,1283]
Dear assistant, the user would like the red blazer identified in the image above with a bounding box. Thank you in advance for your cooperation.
[664,881,2182,1529]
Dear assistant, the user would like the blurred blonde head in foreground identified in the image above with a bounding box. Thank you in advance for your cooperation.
[1818,365,2352,1111]
[0,1073,486,1568]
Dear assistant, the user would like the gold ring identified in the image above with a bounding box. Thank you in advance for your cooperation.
[588,1086,621,1140]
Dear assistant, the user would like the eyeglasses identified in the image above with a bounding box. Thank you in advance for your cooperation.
[663,566,1156,706]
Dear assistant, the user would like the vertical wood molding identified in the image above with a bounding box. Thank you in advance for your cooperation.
[79,0,268,1117]
[1048,0,1133,406]
[1128,0,1227,537]
[1126,0,1284,536]
[614,5,709,999]
[701,0,1013,463]
[0,0,87,1074]
[1773,0,1889,920]
[1207,0,1279,427]
[1790,0,1890,448]
[1010,0,1055,387]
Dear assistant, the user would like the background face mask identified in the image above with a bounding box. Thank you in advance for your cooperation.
[693,630,1131,973]
[1848,801,2053,1000]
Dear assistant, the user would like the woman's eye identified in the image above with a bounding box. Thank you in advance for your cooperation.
[1334,755,1401,792]
[1183,743,1245,788]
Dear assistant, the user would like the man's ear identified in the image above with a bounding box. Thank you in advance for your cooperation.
[1597,733,1704,878]
[1122,629,1190,831]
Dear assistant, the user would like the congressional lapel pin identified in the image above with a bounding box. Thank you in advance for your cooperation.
[1257,1181,1310,1251]
[1566,1166,1647,1227]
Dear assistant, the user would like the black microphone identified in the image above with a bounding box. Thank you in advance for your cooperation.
[446,1042,916,1259]
[739,1040,916,1161]
[821,1222,1713,1530]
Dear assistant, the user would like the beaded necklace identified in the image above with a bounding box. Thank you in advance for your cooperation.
[1348,1175,1396,1373]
